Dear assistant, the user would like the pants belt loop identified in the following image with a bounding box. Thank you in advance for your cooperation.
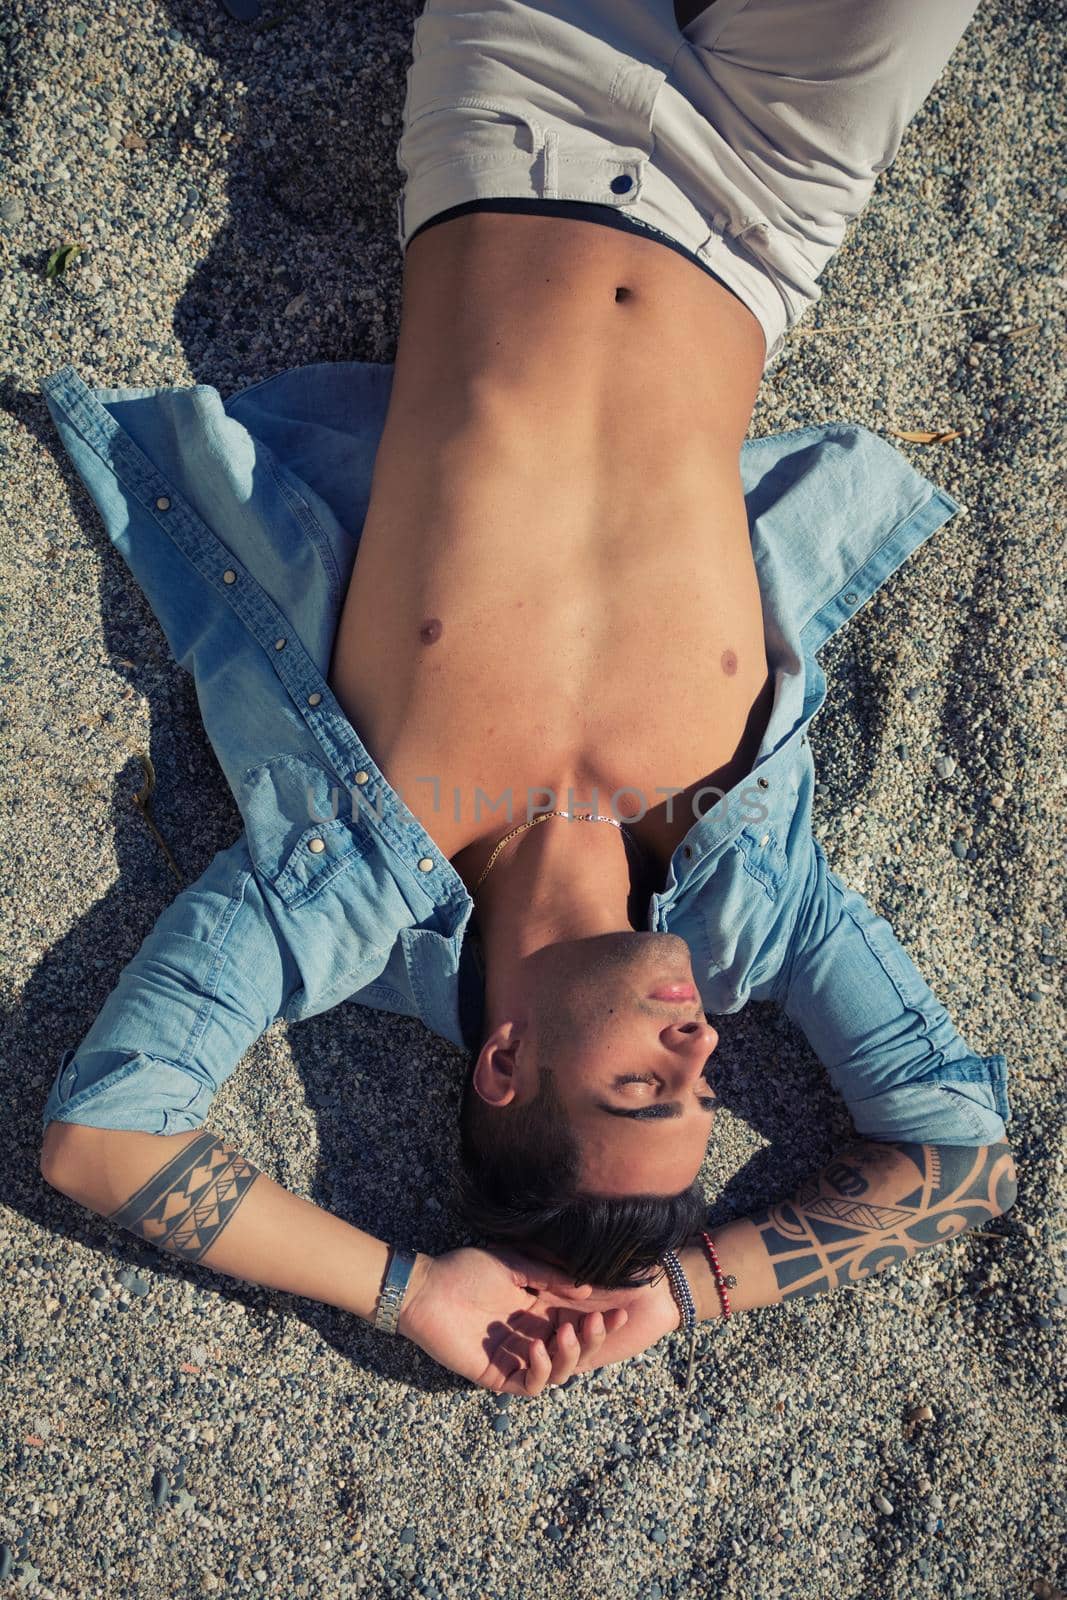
[541,128,559,199]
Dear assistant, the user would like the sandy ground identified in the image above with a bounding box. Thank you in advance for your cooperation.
[0,1,1064,1597]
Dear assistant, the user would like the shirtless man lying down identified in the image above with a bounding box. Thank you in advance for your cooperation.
[39,0,1016,1396]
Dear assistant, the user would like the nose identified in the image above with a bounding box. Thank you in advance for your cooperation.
[662,1017,719,1078]
[667,1017,717,1044]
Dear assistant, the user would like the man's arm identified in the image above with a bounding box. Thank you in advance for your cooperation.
[680,833,1018,1315]
[40,1123,627,1388]
[38,831,422,1323]
[680,1136,1018,1320]
[41,1123,408,1321]
[753,833,1014,1148]
[493,1136,1019,1395]
[39,834,304,1138]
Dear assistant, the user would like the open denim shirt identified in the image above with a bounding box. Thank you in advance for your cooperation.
[38,360,1012,1148]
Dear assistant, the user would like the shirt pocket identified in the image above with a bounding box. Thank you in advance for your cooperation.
[732,822,790,903]
[239,753,372,912]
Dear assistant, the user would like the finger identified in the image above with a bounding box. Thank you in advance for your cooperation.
[499,1307,631,1394]
[571,1310,606,1372]
[489,1363,517,1395]
[490,1318,550,1394]
[483,1334,530,1395]
[566,1307,629,1373]
[489,1335,540,1395]
[522,1338,555,1398]
[544,1317,586,1388]
[591,1306,627,1330]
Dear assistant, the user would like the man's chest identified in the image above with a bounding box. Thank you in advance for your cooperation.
[325,484,775,884]
[325,207,772,872]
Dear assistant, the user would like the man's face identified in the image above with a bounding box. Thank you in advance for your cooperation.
[522,932,719,1196]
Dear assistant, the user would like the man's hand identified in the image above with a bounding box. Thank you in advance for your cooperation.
[494,1260,684,1396]
[397,1246,634,1394]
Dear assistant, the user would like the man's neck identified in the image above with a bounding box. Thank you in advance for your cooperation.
[472,813,638,1022]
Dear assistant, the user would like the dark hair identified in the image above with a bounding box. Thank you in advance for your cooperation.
[454,1054,707,1290]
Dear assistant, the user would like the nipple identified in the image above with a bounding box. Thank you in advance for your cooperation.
[720,648,738,676]
[419,617,444,645]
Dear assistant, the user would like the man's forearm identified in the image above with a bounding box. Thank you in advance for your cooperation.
[679,1138,1018,1322]
[41,1124,431,1330]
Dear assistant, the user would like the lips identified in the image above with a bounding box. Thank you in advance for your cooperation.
[648,982,699,1002]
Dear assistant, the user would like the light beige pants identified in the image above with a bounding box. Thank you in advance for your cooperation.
[396,0,981,368]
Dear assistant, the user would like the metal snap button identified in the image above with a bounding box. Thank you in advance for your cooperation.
[222,569,237,584]
[417,857,434,872]
[274,637,286,651]
[610,175,633,195]
[757,776,769,789]
[307,837,326,854]
[354,770,369,786]
[307,691,322,706]
[759,834,771,847]
[844,591,858,604]
[155,496,171,511]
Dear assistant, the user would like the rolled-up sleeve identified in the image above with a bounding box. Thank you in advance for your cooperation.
[41,833,304,1136]
[763,836,1012,1146]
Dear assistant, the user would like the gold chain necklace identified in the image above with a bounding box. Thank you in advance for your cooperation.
[472,810,644,894]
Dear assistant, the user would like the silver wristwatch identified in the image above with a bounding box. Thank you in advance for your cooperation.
[373,1246,417,1335]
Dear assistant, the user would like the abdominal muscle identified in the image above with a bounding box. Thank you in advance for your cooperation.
[327,208,771,885]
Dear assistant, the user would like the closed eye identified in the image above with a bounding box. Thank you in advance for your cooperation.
[599,1064,717,1119]
[601,1099,717,1120]
[596,1085,717,1121]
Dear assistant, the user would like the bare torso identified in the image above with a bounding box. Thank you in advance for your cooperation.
[327,209,771,894]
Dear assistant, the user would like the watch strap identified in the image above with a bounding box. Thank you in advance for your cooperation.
[373,1246,417,1336]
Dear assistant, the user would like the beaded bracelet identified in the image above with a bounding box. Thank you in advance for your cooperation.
[660,1248,699,1395]
[698,1231,737,1320]
[661,1248,697,1331]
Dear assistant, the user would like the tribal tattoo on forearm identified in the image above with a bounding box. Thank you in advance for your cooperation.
[747,1139,1018,1300]
[108,1131,263,1264]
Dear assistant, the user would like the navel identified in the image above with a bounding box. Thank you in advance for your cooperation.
[419,617,443,646]
[720,648,738,676]
[615,286,633,303]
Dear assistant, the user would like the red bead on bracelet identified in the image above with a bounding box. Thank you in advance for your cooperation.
[699,1230,735,1320]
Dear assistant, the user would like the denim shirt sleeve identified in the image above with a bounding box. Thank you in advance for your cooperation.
[764,835,1012,1146]
[40,833,304,1136]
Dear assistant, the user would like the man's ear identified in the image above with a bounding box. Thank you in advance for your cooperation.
[471,1020,524,1108]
